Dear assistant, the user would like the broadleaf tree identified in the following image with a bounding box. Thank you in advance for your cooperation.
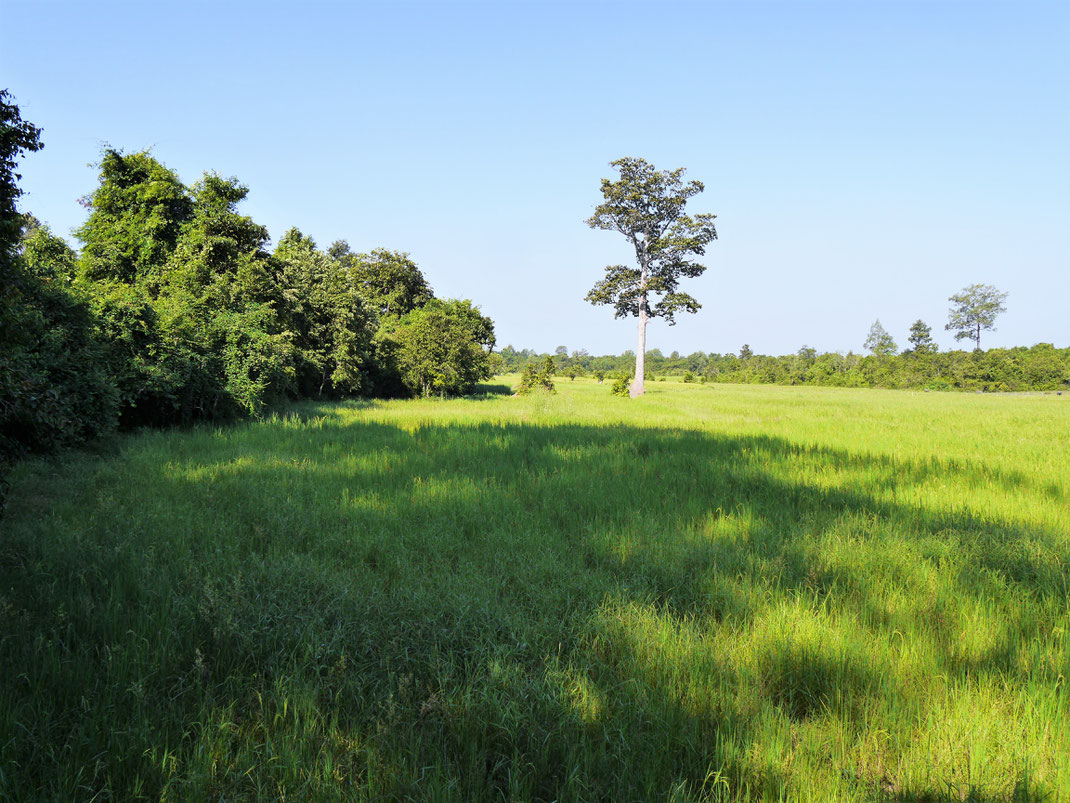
[585,157,717,397]
[864,319,897,356]
[945,283,1007,350]
[374,298,495,397]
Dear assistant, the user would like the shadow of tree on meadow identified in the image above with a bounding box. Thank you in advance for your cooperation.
[2,416,1062,800]
[144,418,1064,799]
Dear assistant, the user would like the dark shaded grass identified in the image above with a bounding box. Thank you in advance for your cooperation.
[0,414,1064,800]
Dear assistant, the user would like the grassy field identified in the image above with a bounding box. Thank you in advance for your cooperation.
[1,378,1067,801]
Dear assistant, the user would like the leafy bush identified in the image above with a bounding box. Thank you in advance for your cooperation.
[375,299,495,397]
[516,356,556,395]
[611,372,632,397]
[213,306,296,416]
[1,94,118,512]
[273,229,373,398]
[1,261,118,459]
[682,370,695,383]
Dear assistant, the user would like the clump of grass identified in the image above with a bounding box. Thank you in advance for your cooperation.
[1,382,1066,800]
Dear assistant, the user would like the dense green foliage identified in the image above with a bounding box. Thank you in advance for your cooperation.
[2,382,1066,800]
[375,299,496,397]
[0,94,496,484]
[274,229,374,399]
[907,319,936,355]
[0,92,117,512]
[498,342,1070,393]
[515,355,556,395]
[1,224,116,458]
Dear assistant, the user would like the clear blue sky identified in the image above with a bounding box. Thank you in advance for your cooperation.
[6,0,1068,355]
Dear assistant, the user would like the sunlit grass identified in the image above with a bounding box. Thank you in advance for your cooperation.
[1,379,1066,800]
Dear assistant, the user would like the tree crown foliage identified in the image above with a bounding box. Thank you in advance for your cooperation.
[2,96,498,478]
[376,299,495,397]
[946,284,1007,350]
[907,319,936,355]
[332,244,433,318]
[0,89,43,265]
[585,157,717,324]
[864,319,897,357]
[516,356,556,395]
[76,149,192,284]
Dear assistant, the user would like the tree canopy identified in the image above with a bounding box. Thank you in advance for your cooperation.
[1,93,501,494]
[907,319,936,355]
[864,319,897,356]
[375,299,495,397]
[946,284,1007,350]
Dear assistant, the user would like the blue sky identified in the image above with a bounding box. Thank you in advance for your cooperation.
[5,0,1068,355]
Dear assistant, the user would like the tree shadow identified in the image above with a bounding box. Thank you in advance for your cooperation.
[469,382,514,398]
[2,417,1063,799]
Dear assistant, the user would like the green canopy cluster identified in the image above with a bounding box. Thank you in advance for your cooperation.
[1,93,495,491]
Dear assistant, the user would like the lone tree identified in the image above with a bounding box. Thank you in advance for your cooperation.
[864,319,897,356]
[585,157,717,397]
[946,283,1007,350]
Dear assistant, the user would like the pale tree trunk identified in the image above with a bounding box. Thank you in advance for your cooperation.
[631,301,647,397]
[630,236,650,398]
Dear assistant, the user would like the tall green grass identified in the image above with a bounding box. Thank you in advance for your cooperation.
[1,380,1066,801]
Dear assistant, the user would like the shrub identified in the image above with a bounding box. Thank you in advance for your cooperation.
[611,372,632,397]
[516,356,556,395]
[375,299,495,397]
[683,370,695,383]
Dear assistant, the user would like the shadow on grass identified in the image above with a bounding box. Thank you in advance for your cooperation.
[0,418,1062,800]
[470,382,514,397]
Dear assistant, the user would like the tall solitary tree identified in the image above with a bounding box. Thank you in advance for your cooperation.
[585,157,717,397]
[945,283,1007,350]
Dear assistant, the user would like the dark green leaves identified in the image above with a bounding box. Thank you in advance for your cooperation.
[375,299,496,397]
[585,158,716,324]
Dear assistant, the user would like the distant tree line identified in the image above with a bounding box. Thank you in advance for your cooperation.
[1,92,494,506]
[498,343,1069,393]
[503,284,1066,393]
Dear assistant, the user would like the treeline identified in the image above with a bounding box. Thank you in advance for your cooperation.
[1,93,494,501]
[499,344,1070,392]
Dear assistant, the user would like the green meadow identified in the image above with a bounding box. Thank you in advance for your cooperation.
[1,380,1067,801]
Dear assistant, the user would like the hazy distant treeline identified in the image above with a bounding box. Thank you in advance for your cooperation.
[499,344,1070,392]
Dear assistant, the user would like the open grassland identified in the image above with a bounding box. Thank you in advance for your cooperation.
[1,380,1067,801]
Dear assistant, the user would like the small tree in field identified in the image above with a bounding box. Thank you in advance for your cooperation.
[610,371,632,397]
[946,284,1007,350]
[515,356,555,395]
[585,157,717,398]
[864,319,897,356]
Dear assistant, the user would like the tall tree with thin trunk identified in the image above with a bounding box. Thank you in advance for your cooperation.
[945,283,1007,350]
[585,157,717,397]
